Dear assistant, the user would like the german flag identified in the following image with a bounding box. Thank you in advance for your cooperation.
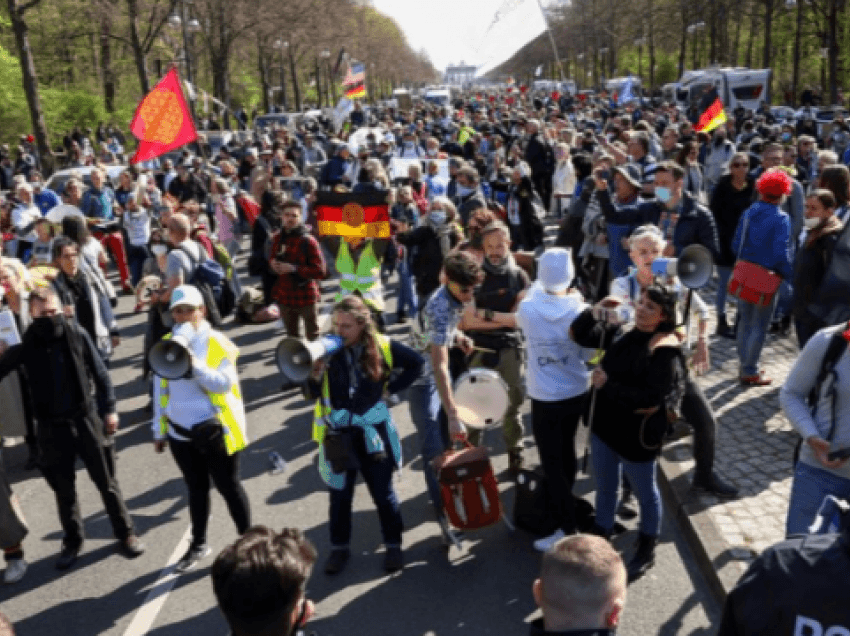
[345,84,366,99]
[695,87,727,133]
[315,191,390,238]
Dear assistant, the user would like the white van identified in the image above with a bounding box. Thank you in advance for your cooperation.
[423,88,452,111]
[675,68,772,112]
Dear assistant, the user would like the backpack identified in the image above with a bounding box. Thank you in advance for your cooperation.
[431,443,502,531]
[178,243,234,322]
[793,324,849,464]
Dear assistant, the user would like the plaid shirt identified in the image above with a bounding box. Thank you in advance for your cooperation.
[270,229,326,307]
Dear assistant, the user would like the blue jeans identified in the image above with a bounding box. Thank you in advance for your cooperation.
[407,381,449,518]
[715,266,733,317]
[773,279,793,321]
[126,244,150,287]
[328,423,403,548]
[786,461,850,537]
[736,296,777,377]
[397,256,417,316]
[591,434,662,537]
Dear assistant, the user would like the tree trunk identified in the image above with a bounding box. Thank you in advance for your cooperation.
[709,0,717,63]
[258,42,270,114]
[791,0,802,105]
[7,0,54,175]
[762,0,773,70]
[745,7,758,68]
[828,0,839,104]
[289,48,302,111]
[648,0,656,91]
[100,12,115,113]
[126,0,150,94]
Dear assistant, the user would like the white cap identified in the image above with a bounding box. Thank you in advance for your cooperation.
[537,248,574,293]
[169,285,204,310]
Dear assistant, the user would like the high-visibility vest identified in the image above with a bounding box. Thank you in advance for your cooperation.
[158,331,248,455]
[335,240,384,310]
[312,334,392,445]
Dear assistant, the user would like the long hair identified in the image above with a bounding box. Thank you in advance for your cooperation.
[333,296,385,383]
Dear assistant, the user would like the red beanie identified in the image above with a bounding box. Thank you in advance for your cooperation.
[756,169,793,198]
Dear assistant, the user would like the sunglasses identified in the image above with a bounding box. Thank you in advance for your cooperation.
[172,306,197,315]
[731,162,748,167]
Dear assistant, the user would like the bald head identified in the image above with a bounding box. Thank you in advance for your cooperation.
[534,535,627,632]
[168,213,191,241]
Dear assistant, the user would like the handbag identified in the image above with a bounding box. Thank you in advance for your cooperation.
[172,419,225,455]
[323,428,359,474]
[727,211,782,306]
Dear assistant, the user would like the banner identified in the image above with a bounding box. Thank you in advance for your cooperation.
[472,0,547,77]
[129,67,198,164]
[389,158,449,182]
[315,191,390,239]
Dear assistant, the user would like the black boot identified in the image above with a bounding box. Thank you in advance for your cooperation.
[627,533,657,583]
[715,314,734,339]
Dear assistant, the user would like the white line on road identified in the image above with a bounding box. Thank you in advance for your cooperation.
[122,525,192,636]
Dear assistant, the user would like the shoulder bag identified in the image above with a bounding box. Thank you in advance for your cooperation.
[727,211,782,306]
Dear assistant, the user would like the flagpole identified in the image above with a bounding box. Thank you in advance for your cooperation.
[535,0,565,82]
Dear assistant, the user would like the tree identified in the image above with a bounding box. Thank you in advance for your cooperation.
[6,0,53,173]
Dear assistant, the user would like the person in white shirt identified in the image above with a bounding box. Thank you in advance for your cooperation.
[515,249,592,552]
[152,285,250,573]
[122,192,152,287]
[12,182,41,262]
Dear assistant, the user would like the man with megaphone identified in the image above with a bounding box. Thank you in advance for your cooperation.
[151,284,251,573]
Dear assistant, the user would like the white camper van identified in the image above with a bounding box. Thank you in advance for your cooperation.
[675,68,772,112]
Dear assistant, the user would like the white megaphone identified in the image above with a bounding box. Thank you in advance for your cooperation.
[650,244,714,289]
[275,334,345,383]
[148,335,192,380]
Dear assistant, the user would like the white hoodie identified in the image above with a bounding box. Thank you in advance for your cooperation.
[516,282,591,402]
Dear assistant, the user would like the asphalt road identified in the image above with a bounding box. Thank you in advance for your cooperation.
[0,231,721,636]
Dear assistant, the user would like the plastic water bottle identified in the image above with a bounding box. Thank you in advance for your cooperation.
[269,452,287,475]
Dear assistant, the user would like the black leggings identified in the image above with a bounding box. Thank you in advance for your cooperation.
[531,394,587,534]
[680,378,717,484]
[169,437,251,547]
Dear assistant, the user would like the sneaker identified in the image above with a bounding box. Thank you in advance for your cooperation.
[175,544,211,573]
[4,559,27,584]
[438,516,463,549]
[383,546,404,573]
[533,529,566,552]
[740,373,772,386]
[120,535,146,559]
[56,542,83,571]
[323,548,350,575]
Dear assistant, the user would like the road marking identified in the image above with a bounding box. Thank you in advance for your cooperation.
[122,525,192,636]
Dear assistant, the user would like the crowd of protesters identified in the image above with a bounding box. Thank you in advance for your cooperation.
[1,83,850,633]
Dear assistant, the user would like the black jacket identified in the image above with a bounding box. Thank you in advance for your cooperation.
[306,340,423,416]
[709,175,756,267]
[0,317,115,420]
[792,224,843,319]
[717,532,850,635]
[529,620,614,636]
[396,225,461,298]
[571,310,685,463]
[809,223,850,325]
[507,176,544,250]
[525,133,554,176]
[167,173,208,204]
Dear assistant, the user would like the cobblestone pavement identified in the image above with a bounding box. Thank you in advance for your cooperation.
[658,280,802,598]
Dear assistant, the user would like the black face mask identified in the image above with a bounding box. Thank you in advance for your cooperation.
[30,314,65,340]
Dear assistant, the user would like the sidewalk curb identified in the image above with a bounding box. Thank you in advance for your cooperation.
[656,436,753,607]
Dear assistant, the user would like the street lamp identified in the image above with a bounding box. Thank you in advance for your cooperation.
[321,49,335,104]
[274,38,289,111]
[686,21,706,68]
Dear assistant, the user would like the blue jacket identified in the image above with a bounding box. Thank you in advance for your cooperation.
[731,200,793,280]
[321,155,350,187]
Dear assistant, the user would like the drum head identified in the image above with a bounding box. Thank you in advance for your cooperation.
[453,368,509,429]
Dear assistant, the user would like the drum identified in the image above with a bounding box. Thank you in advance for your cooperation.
[453,368,510,430]
[135,275,161,305]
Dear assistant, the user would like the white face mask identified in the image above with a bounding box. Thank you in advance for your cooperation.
[804,217,823,229]
[151,244,168,256]
[430,211,447,225]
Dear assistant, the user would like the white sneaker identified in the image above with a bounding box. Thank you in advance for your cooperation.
[4,559,27,584]
[533,529,566,552]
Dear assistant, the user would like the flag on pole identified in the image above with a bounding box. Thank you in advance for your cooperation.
[618,77,635,105]
[315,191,389,238]
[694,87,728,133]
[333,48,349,76]
[472,0,547,77]
[343,63,367,99]
[129,67,197,164]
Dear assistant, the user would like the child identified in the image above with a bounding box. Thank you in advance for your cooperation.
[29,217,54,266]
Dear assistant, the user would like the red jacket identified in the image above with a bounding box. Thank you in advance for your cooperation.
[270,228,326,307]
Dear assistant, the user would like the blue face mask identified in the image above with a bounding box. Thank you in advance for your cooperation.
[655,186,672,203]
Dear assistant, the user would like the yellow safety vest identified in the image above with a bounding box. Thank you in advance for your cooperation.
[158,331,248,455]
[335,240,384,310]
[312,334,392,444]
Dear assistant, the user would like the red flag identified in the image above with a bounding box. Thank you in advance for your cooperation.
[552,91,560,102]
[315,191,390,239]
[130,67,197,164]
[520,85,528,94]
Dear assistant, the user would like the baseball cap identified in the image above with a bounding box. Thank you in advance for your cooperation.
[169,285,204,310]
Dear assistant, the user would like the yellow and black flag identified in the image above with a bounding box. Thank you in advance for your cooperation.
[695,87,727,133]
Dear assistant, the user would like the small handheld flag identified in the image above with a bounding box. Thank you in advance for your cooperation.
[695,87,728,133]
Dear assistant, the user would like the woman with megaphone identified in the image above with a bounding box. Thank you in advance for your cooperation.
[606,226,739,500]
[306,295,423,576]
[151,284,251,574]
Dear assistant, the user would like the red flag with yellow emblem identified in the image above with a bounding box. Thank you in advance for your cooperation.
[129,67,197,164]
[315,191,390,239]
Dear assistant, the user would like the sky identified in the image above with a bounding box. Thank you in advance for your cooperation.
[369,0,556,77]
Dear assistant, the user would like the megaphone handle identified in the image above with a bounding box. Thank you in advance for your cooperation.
[682,289,693,349]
